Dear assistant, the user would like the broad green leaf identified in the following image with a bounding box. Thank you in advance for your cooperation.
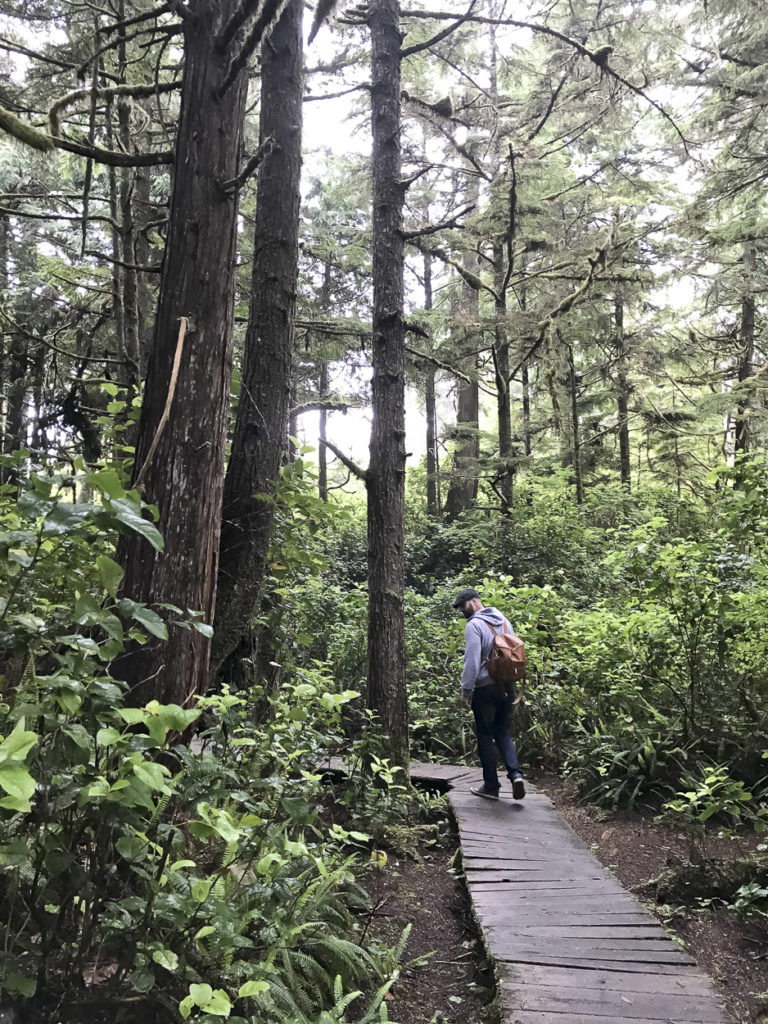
[118,707,147,725]
[131,967,155,993]
[0,762,36,804]
[189,983,213,1004]
[63,724,91,750]
[43,502,92,534]
[109,497,164,551]
[96,555,124,597]
[152,949,179,972]
[7,548,33,568]
[238,980,270,998]
[87,467,125,498]
[0,719,38,761]
[6,972,36,997]
[0,840,32,867]
[119,600,168,639]
[96,727,122,747]
[11,613,44,632]
[191,880,212,903]
[116,836,147,862]
[133,761,169,791]
[203,989,231,1016]
[281,796,312,822]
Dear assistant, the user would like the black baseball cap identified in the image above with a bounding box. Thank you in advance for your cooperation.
[452,587,480,607]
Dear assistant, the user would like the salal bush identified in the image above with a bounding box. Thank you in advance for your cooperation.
[0,465,406,1023]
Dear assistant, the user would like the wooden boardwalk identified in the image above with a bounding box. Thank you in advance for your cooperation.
[409,762,733,1024]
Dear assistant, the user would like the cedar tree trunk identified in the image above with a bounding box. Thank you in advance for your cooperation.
[210,0,304,679]
[567,343,584,505]
[367,0,409,761]
[615,286,631,488]
[423,252,439,517]
[735,241,756,457]
[118,1,250,707]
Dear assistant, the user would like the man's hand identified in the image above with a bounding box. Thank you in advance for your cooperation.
[461,692,473,709]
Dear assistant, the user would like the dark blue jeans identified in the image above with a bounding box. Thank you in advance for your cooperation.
[471,683,521,793]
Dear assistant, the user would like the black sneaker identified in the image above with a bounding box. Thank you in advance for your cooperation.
[511,773,526,800]
[471,785,500,800]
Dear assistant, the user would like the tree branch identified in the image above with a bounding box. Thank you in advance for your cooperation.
[221,137,274,193]
[49,80,180,136]
[219,0,288,97]
[0,205,117,227]
[407,238,497,298]
[509,233,615,381]
[217,0,259,53]
[304,83,372,102]
[402,202,475,240]
[0,105,173,165]
[83,249,162,273]
[400,0,478,58]
[405,343,473,383]
[290,400,355,416]
[318,438,368,481]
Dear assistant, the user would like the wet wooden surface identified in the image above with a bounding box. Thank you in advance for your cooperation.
[409,762,733,1024]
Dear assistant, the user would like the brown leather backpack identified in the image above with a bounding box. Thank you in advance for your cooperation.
[482,620,526,701]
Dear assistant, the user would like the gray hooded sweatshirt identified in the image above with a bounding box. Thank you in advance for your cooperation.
[460,606,515,697]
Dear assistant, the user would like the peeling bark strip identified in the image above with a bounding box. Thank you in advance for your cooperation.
[118,0,251,707]
[211,0,304,680]
[367,0,409,761]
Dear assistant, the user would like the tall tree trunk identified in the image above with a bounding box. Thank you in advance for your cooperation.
[442,352,479,518]
[423,252,439,517]
[443,172,480,521]
[105,99,132,391]
[210,0,304,680]
[735,240,756,457]
[116,0,142,387]
[615,286,631,489]
[567,344,583,505]
[366,0,408,761]
[493,274,514,511]
[521,282,532,494]
[318,259,332,502]
[319,361,329,502]
[522,361,531,456]
[0,211,17,484]
[133,164,156,365]
[490,23,514,512]
[118,1,251,707]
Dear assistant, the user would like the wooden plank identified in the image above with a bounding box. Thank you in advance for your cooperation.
[469,880,628,894]
[500,963,717,996]
[501,984,726,1022]
[468,883,632,899]
[464,869,611,882]
[481,917,663,933]
[482,925,669,940]
[503,1013,718,1024]
[496,954,697,975]
[493,937,693,956]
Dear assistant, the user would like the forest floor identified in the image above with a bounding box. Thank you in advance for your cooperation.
[536,774,768,1024]
[362,841,496,1024]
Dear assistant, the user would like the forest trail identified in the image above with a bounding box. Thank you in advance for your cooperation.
[410,762,734,1024]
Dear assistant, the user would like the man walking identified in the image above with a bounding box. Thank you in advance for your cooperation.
[453,587,525,800]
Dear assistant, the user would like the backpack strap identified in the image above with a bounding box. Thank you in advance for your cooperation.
[481,619,511,636]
